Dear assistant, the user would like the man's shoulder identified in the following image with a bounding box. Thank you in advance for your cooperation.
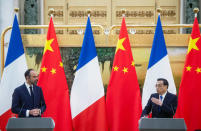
[166,92,177,99]
[167,92,177,96]
[15,83,26,90]
[33,85,42,90]
[150,93,158,97]
[151,93,158,96]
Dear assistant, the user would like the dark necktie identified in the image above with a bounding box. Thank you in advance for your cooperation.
[29,86,34,106]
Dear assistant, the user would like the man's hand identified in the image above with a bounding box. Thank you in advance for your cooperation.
[151,97,162,106]
[29,109,40,116]
[141,115,148,118]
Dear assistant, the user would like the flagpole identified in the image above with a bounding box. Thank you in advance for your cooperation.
[48,8,54,19]
[14,8,19,16]
[87,9,91,17]
[193,7,199,18]
[121,9,126,18]
[156,7,162,16]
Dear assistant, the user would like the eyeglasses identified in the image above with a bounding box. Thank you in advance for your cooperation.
[155,84,164,87]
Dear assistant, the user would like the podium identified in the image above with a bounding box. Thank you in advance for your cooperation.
[6,117,55,131]
[139,118,187,131]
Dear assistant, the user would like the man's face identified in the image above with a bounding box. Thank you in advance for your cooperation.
[27,70,38,85]
[155,80,168,95]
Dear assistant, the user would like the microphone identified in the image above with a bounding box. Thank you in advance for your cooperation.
[170,104,175,117]
[40,101,43,116]
[18,103,25,117]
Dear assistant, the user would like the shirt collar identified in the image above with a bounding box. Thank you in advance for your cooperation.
[25,82,32,88]
[160,91,167,99]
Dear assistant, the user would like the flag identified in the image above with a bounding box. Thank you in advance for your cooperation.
[37,17,72,131]
[0,15,28,131]
[70,16,108,131]
[142,15,176,109]
[175,17,201,131]
[106,17,142,131]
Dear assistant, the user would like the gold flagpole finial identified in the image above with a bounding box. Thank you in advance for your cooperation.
[193,8,199,17]
[121,9,126,17]
[48,8,55,17]
[156,7,162,15]
[87,9,91,17]
[14,8,19,13]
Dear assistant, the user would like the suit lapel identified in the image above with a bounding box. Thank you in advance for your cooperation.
[33,85,39,105]
[33,85,36,101]
[22,83,31,97]
[153,93,160,114]
[163,92,170,105]
[156,93,159,99]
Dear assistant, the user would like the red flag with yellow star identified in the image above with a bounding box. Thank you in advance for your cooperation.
[175,17,201,131]
[37,17,72,131]
[106,17,142,131]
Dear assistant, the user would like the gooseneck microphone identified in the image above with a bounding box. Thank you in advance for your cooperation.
[170,104,175,117]
[18,103,25,117]
[40,101,43,116]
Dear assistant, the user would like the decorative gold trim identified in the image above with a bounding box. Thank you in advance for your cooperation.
[69,10,107,18]
[1,24,201,76]
[1,26,12,75]
[116,10,154,18]
[0,25,104,75]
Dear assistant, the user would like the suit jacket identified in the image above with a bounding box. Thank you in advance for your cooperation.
[11,83,46,117]
[141,92,177,118]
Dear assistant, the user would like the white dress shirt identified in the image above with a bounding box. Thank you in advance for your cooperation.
[25,82,33,117]
[25,82,33,96]
[159,91,167,103]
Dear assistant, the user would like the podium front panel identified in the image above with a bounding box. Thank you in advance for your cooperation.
[6,117,55,131]
[139,118,187,131]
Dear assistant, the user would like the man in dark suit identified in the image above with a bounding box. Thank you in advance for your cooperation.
[11,69,46,117]
[141,78,177,118]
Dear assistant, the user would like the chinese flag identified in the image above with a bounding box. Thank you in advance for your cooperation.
[37,17,72,131]
[175,17,201,131]
[106,17,142,131]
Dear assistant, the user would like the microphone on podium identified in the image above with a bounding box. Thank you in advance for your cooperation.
[18,103,25,117]
[170,104,175,117]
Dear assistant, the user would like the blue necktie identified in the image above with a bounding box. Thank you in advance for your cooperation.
[158,95,163,112]
[160,95,163,101]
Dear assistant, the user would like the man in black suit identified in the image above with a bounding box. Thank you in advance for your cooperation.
[11,69,46,117]
[141,78,177,118]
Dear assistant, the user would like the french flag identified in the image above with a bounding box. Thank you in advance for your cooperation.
[70,16,108,131]
[0,15,28,131]
[142,15,177,109]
